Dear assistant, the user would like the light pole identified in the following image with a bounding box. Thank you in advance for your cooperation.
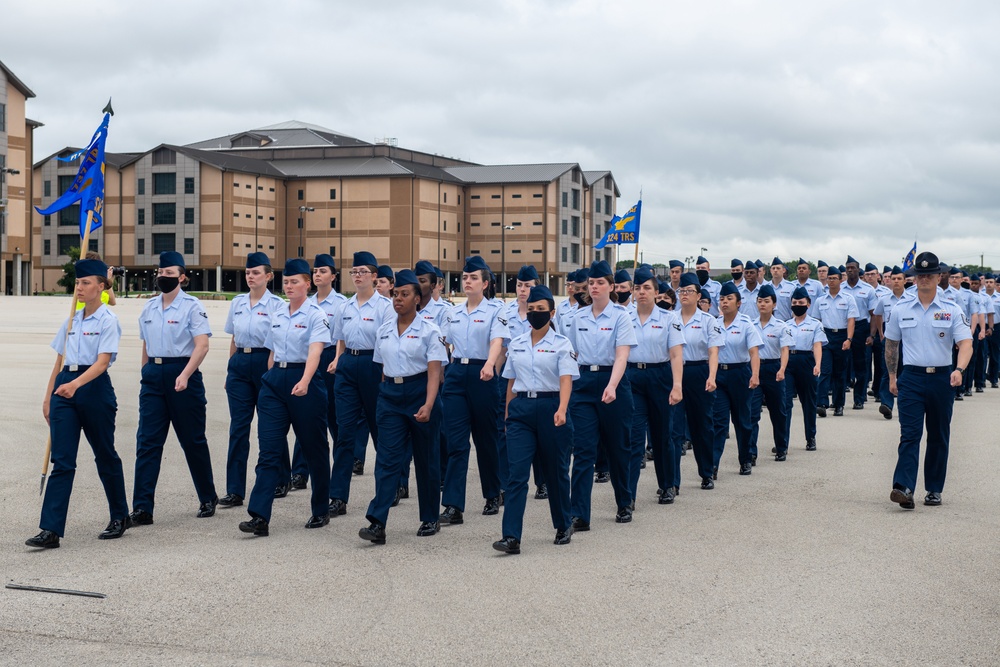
[501,224,515,298]
[298,205,314,258]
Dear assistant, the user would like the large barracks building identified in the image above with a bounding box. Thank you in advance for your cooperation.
[24,110,619,294]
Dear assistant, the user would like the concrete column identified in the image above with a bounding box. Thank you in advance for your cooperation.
[216,265,222,292]
[14,255,22,295]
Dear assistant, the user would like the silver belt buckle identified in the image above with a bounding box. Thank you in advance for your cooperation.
[589,365,600,372]
[637,362,647,369]
[68,365,80,372]
[460,357,470,365]
[830,328,841,333]
[926,367,937,374]
[526,390,538,398]
[243,347,252,354]
[393,376,405,384]
[154,357,163,365]
[278,362,288,369]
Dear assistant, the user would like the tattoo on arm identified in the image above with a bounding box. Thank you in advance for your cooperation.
[885,339,899,373]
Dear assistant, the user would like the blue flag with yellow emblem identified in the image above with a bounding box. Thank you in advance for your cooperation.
[594,199,641,249]
[901,242,917,272]
[35,111,110,237]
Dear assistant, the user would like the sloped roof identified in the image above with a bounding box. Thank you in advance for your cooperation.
[169,145,287,177]
[583,170,621,196]
[186,120,370,150]
[34,147,140,170]
[443,163,577,184]
[0,59,35,98]
[271,156,464,183]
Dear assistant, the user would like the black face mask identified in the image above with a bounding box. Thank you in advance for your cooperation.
[157,276,180,293]
[613,291,630,304]
[731,272,743,281]
[791,304,809,316]
[527,311,551,330]
[696,270,710,286]
[961,281,971,290]
[656,300,673,310]
[573,292,590,306]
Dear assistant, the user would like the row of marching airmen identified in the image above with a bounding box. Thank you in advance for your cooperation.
[27,249,974,554]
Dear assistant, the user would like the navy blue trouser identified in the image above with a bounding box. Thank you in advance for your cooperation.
[42,370,128,536]
[354,420,371,463]
[784,353,818,442]
[502,396,572,541]
[879,342,903,410]
[751,359,788,456]
[330,353,382,504]
[292,346,337,479]
[894,369,954,493]
[134,361,217,514]
[366,379,441,527]
[871,334,885,399]
[569,369,633,522]
[969,328,985,390]
[850,320,871,405]
[224,351,269,498]
[497,364,546,490]
[628,364,676,498]
[441,362,501,511]
[987,332,1000,384]
[818,331,848,409]
[681,362,716,481]
[248,367,329,523]
[712,364,753,468]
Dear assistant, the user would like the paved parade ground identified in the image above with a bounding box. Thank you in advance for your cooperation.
[0,296,998,666]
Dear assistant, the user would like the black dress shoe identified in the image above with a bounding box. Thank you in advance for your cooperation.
[992,383,998,389]
[391,487,403,507]
[739,462,752,476]
[963,390,973,397]
[595,471,610,483]
[359,522,386,544]
[712,466,718,481]
[806,438,817,451]
[680,446,686,456]
[493,536,520,554]
[816,406,828,418]
[483,496,501,515]
[674,486,680,496]
[25,530,60,549]
[98,517,132,540]
[304,514,330,529]
[975,387,984,393]
[645,447,654,461]
[417,521,439,536]
[554,525,574,545]
[833,407,844,416]
[771,446,777,454]
[129,509,154,526]
[328,498,347,516]
[290,474,307,490]
[274,483,290,498]
[701,477,714,490]
[879,404,893,420]
[924,492,942,506]
[352,459,364,476]
[751,455,757,467]
[218,493,243,507]
[639,459,646,469]
[239,516,269,536]
[867,389,875,397]
[775,451,787,462]
[890,486,915,509]
[955,394,963,401]
[399,486,410,499]
[853,403,864,410]
[197,497,219,518]
[534,484,549,500]
[683,440,693,451]
[440,506,464,525]
[658,487,676,504]
[571,517,591,531]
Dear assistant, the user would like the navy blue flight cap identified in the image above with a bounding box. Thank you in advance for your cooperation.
[639,263,653,271]
[731,258,743,269]
[284,258,311,276]
[679,272,700,288]
[699,288,712,301]
[797,257,809,267]
[634,267,655,285]
[846,255,860,266]
[353,251,378,267]
[890,265,903,276]
[758,283,776,300]
[984,272,995,280]
[614,269,632,283]
[864,262,878,272]
[314,254,336,270]
[527,285,553,304]
[376,264,394,280]
[696,255,709,265]
[246,252,270,269]
[589,260,613,278]
[434,266,444,279]
[159,251,185,269]
[394,269,419,288]
[817,260,828,268]
[658,280,669,294]
[948,266,962,276]
[827,265,842,277]
[770,256,783,267]
[719,282,740,298]
[791,286,810,301]
[755,260,765,269]
[669,259,684,269]
[75,259,107,279]
[882,265,892,274]
[463,256,490,273]
[517,265,540,282]
[838,265,846,273]
[744,259,756,269]
[414,260,436,276]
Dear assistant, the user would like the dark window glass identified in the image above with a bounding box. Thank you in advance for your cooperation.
[138,209,145,225]
[59,204,80,226]
[153,173,176,195]
[152,233,175,254]
[138,238,145,254]
[153,202,176,225]
[137,178,145,195]
[184,237,194,254]
[44,180,51,197]
[184,177,195,194]
[58,234,78,255]
[184,207,194,224]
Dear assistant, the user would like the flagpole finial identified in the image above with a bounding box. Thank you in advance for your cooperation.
[103,98,114,116]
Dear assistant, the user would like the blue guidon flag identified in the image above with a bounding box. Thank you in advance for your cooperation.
[901,242,917,272]
[595,199,641,249]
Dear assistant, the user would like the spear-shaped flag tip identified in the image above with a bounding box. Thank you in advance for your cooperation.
[103,98,114,116]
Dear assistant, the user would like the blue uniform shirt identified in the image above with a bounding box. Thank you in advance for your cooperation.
[52,305,121,366]
[754,316,794,360]
[738,283,761,318]
[444,299,510,359]
[717,313,764,364]
[504,300,531,343]
[502,329,580,393]
[309,290,348,348]
[374,315,449,378]
[629,306,685,364]
[703,278,722,316]
[555,298,578,338]
[885,295,972,366]
[139,291,212,357]
[794,278,825,305]
[787,315,828,351]
[265,301,330,363]
[679,309,726,362]
[841,280,877,320]
[768,279,797,321]
[332,292,394,350]
[873,290,910,327]
[418,298,450,330]
[567,302,637,366]
[814,290,860,330]
[225,290,282,348]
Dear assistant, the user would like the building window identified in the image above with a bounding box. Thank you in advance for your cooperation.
[269,187,275,192]
[137,209,145,225]
[595,198,601,213]
[571,244,579,264]
[491,222,501,227]
[297,189,304,200]
[329,217,336,229]
[443,248,447,259]
[561,247,568,262]
[533,221,543,226]
[329,246,336,255]
[512,194,521,199]
[44,215,51,226]
[152,147,176,165]
[59,204,80,227]
[44,180,51,197]
[605,195,611,213]
[562,192,568,207]
[58,175,74,195]
[234,182,239,188]
[458,223,461,232]
[572,216,580,236]
[137,178,145,195]
[258,185,263,190]
[458,195,461,204]
[512,249,521,254]
[572,190,580,210]
[532,249,542,254]
[491,194,501,199]
[443,220,447,231]
[246,184,251,189]
[443,192,447,203]
[44,239,51,255]
[153,173,176,195]
[605,175,612,189]
[533,193,542,198]
[89,239,99,252]
[471,195,480,200]
[330,188,337,200]
[58,234,78,255]
[138,238,145,254]
[491,249,500,254]
[233,212,239,218]
[0,103,4,132]
[245,214,251,218]
[297,218,303,229]
[152,233,175,254]
[471,222,480,227]
[184,207,194,224]
[184,238,194,254]
[184,177,195,194]
[596,224,602,239]
[572,170,581,184]
[561,219,568,235]
[153,203,176,225]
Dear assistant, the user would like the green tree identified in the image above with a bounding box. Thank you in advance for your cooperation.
[57,246,81,293]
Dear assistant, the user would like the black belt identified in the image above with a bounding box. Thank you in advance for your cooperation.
[628,361,669,369]
[275,362,306,369]
[823,328,847,334]
[384,371,428,385]
[516,391,560,399]
[760,358,781,364]
[580,365,613,372]
[62,364,92,372]
[789,350,811,355]
[149,357,190,365]
[903,365,952,374]
[345,348,375,357]
[718,362,749,370]
[455,357,487,365]
[236,347,269,354]
[684,360,708,366]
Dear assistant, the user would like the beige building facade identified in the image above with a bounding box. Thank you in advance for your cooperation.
[0,60,38,295]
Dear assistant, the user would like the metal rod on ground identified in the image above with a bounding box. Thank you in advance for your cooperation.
[6,582,106,599]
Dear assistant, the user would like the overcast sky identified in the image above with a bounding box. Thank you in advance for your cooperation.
[5,0,1000,269]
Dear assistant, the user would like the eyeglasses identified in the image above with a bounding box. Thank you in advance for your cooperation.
[677,288,699,295]
[349,269,372,277]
